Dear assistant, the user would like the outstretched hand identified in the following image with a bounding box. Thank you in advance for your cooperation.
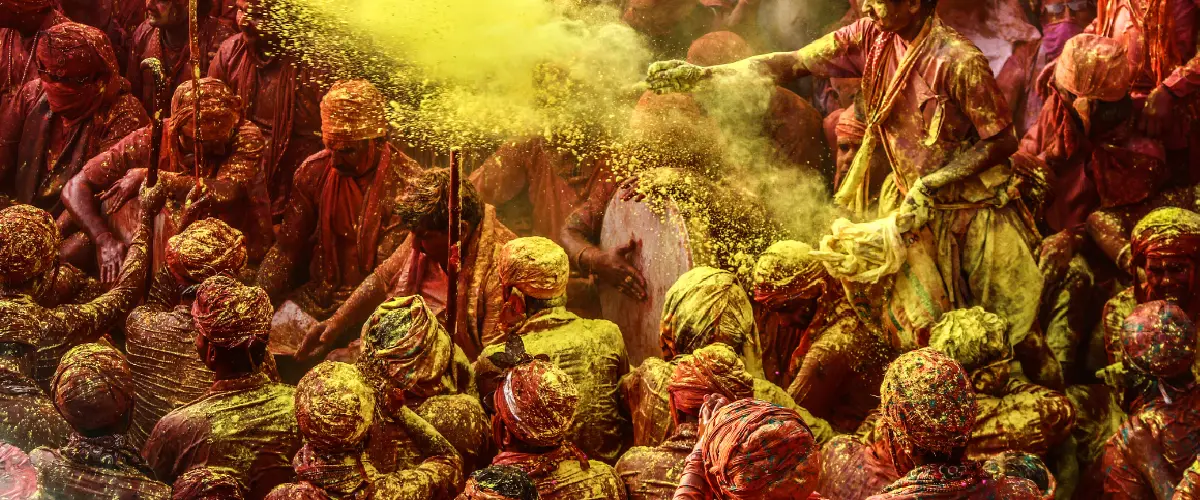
[646,60,711,94]
[296,319,340,363]
[101,168,149,214]
[588,238,648,301]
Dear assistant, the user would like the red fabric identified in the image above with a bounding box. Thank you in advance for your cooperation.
[51,343,133,433]
[126,16,235,116]
[191,275,271,348]
[0,11,69,115]
[696,399,820,499]
[868,462,1041,499]
[493,359,583,454]
[668,343,754,421]
[1094,384,1200,498]
[0,205,58,286]
[880,348,977,455]
[0,0,57,13]
[317,142,388,284]
[685,31,753,66]
[0,442,37,499]
[171,467,246,500]
[1121,300,1196,378]
[165,217,247,285]
[35,22,123,121]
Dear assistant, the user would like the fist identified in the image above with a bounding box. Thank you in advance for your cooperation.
[646,60,709,94]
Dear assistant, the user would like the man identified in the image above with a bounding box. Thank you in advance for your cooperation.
[1092,301,1200,498]
[127,0,235,113]
[751,240,891,431]
[0,22,148,225]
[474,237,629,464]
[266,361,462,499]
[488,344,626,500]
[258,79,420,326]
[143,276,301,499]
[0,0,68,115]
[456,465,539,500]
[615,343,753,500]
[869,348,1041,498]
[645,0,1048,382]
[64,77,273,282]
[30,343,171,499]
[1004,0,1096,134]
[0,292,71,452]
[125,218,245,446]
[672,398,823,499]
[357,295,492,473]
[208,0,327,215]
[303,168,516,361]
[171,467,247,500]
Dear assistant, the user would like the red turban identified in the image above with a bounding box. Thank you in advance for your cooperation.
[191,276,272,349]
[0,0,57,13]
[169,77,243,142]
[296,361,375,452]
[0,442,36,500]
[0,205,59,287]
[880,348,977,455]
[836,104,866,143]
[1131,207,1200,302]
[35,23,122,120]
[493,359,579,448]
[166,218,248,285]
[172,467,247,500]
[669,343,754,420]
[320,79,388,142]
[752,240,826,309]
[628,91,722,174]
[358,295,452,391]
[1121,300,1196,379]
[686,31,753,66]
[498,237,569,300]
[698,399,820,499]
[52,343,134,433]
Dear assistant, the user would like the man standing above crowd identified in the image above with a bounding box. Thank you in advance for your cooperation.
[127,0,235,114]
[0,0,68,116]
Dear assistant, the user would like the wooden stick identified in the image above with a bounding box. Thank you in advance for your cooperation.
[446,150,462,341]
[189,0,202,182]
[138,57,167,290]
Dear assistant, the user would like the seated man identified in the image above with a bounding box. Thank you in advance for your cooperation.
[456,465,539,500]
[488,338,625,499]
[615,343,753,500]
[0,301,70,452]
[143,276,300,499]
[64,77,273,281]
[30,343,171,499]
[752,240,891,431]
[125,218,245,446]
[302,168,516,361]
[357,295,491,473]
[266,361,462,499]
[474,237,629,464]
[0,0,69,115]
[257,79,420,328]
[126,0,234,114]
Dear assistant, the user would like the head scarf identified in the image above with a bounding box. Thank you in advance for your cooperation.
[698,399,820,499]
[0,442,36,500]
[836,103,866,143]
[927,307,1011,372]
[686,31,753,66]
[172,467,247,500]
[498,237,569,300]
[880,348,977,455]
[662,266,756,356]
[296,361,375,452]
[494,358,579,449]
[169,77,243,147]
[358,295,452,391]
[1121,300,1196,379]
[320,79,388,142]
[1131,207,1200,302]
[752,240,826,307]
[669,343,754,421]
[166,218,247,285]
[191,276,272,349]
[1054,34,1133,133]
[0,205,59,287]
[36,22,122,121]
[0,0,57,13]
[52,343,134,433]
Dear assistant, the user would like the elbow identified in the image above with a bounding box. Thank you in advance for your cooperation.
[60,176,90,212]
[993,126,1019,160]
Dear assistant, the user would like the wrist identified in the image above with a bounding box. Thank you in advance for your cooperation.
[95,231,115,245]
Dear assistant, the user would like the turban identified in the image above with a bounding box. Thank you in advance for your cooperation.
[0,442,36,500]
[698,399,820,499]
[1121,300,1196,379]
[172,467,246,500]
[1131,207,1200,302]
[36,22,117,78]
[296,361,376,451]
[669,343,754,419]
[465,465,539,500]
[52,343,134,433]
[321,79,388,142]
[0,205,59,287]
[628,92,722,174]
[983,452,1055,499]
[880,348,977,455]
[498,237,569,300]
[170,77,243,141]
[494,359,579,448]
[191,276,272,349]
[662,267,756,356]
[686,31,753,67]
[752,240,826,307]
[836,104,866,143]
[358,295,452,390]
[928,307,1012,372]
[166,218,248,285]
[1054,34,1133,132]
[0,0,57,13]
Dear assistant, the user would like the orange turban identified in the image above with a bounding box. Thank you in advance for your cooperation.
[191,276,272,349]
[52,343,134,433]
[836,104,866,143]
[752,240,827,308]
[669,343,754,419]
[498,237,569,300]
[1055,34,1133,132]
[359,295,452,390]
[686,31,753,66]
[699,399,820,499]
[170,77,243,140]
[0,205,60,287]
[296,361,376,451]
[321,79,388,142]
[494,359,579,448]
[880,348,977,455]
[166,218,248,285]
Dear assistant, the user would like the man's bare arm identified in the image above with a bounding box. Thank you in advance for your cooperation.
[921,125,1019,190]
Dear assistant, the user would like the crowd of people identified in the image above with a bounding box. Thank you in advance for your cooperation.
[1,0,1200,497]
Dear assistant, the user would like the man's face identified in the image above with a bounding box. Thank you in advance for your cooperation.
[836,137,862,182]
[414,228,450,268]
[178,116,237,158]
[1144,256,1196,304]
[325,138,376,175]
[146,0,184,28]
[236,0,265,39]
[861,0,920,33]
[1041,0,1094,27]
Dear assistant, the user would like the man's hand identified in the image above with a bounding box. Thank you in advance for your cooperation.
[139,178,168,214]
[95,232,128,284]
[1038,230,1079,285]
[646,60,712,94]
[586,238,648,301]
[296,318,342,363]
[697,393,731,434]
[1139,85,1176,138]
[100,168,149,214]
[896,178,933,233]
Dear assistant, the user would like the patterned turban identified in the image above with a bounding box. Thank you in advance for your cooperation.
[296,361,376,451]
[836,103,866,142]
[0,442,36,500]
[1055,34,1133,132]
[698,399,820,499]
[752,240,826,307]
[880,348,977,455]
[36,22,117,78]
[191,276,272,349]
[52,343,134,433]
[1121,300,1197,379]
[498,237,569,300]
[928,307,1012,372]
[983,452,1055,500]
[669,343,754,419]
[166,218,247,285]
[662,267,756,356]
[170,77,243,140]
[494,359,579,448]
[0,205,59,287]
[172,467,247,500]
[359,295,452,390]
[321,79,388,142]
[0,0,57,13]
[686,31,753,66]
